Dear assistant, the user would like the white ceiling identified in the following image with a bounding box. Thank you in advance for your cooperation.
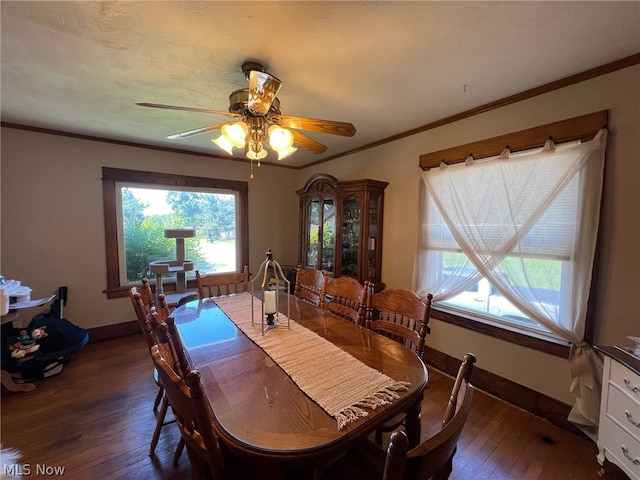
[2,1,639,168]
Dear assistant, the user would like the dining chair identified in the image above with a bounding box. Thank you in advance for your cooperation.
[318,353,476,480]
[366,287,432,358]
[130,286,176,410]
[146,306,191,460]
[196,266,249,299]
[147,317,187,465]
[129,286,166,411]
[365,285,433,444]
[383,353,476,480]
[129,289,156,350]
[322,276,368,325]
[149,332,254,480]
[294,265,327,306]
[128,288,180,458]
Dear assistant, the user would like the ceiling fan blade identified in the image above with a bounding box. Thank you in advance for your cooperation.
[136,102,240,118]
[274,115,356,137]
[167,122,229,140]
[290,130,327,154]
[248,70,282,116]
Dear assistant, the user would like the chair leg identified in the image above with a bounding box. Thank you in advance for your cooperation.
[434,454,454,480]
[173,437,185,467]
[153,384,164,413]
[185,445,205,480]
[150,395,170,456]
[375,429,383,446]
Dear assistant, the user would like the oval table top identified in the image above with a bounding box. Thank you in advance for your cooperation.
[172,293,428,477]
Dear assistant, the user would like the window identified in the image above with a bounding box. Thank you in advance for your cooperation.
[423,157,580,345]
[102,168,249,298]
[118,185,239,283]
[415,111,607,356]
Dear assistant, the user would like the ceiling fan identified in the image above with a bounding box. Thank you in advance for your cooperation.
[136,61,356,169]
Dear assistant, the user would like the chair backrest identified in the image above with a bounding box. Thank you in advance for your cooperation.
[383,353,476,480]
[148,309,191,379]
[140,278,156,308]
[294,265,327,307]
[366,287,432,359]
[322,276,368,325]
[150,342,226,480]
[129,290,156,348]
[196,266,249,299]
[155,293,173,321]
[130,279,159,341]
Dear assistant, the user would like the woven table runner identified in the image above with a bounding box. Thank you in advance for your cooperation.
[213,293,409,429]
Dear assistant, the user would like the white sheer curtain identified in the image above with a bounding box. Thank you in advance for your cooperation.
[414,129,607,429]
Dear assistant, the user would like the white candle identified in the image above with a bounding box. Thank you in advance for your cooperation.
[264,290,277,314]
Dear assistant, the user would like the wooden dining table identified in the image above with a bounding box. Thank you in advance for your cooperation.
[172,292,428,479]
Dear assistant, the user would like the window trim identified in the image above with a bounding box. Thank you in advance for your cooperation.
[418,110,608,358]
[419,110,608,169]
[430,308,571,357]
[102,167,249,299]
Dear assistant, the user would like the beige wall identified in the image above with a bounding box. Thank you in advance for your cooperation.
[2,64,638,405]
[298,64,640,404]
[1,132,300,333]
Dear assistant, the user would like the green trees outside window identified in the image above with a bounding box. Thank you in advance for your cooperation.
[121,187,238,283]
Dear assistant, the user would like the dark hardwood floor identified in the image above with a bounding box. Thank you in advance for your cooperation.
[1,335,628,479]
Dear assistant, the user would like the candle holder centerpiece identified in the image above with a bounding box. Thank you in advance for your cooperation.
[251,249,291,335]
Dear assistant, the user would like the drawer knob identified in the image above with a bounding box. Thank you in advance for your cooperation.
[621,445,640,465]
[625,410,640,428]
[623,377,640,394]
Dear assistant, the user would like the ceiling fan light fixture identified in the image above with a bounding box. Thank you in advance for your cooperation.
[276,145,297,160]
[268,125,294,151]
[245,141,267,160]
[221,121,249,148]
[212,135,234,155]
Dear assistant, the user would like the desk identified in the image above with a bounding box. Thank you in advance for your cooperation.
[173,293,428,479]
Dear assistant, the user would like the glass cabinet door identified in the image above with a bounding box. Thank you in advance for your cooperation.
[307,199,320,268]
[302,194,336,273]
[322,199,336,273]
[366,194,380,281]
[299,175,387,287]
[341,195,361,277]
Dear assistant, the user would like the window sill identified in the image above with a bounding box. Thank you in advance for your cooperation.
[430,307,571,358]
[104,278,200,300]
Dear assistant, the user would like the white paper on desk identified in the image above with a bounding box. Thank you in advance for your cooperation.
[10,295,55,309]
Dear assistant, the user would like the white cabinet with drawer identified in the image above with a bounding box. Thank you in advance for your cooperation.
[596,346,640,480]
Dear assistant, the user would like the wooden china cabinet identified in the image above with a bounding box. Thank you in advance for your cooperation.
[297,174,388,290]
